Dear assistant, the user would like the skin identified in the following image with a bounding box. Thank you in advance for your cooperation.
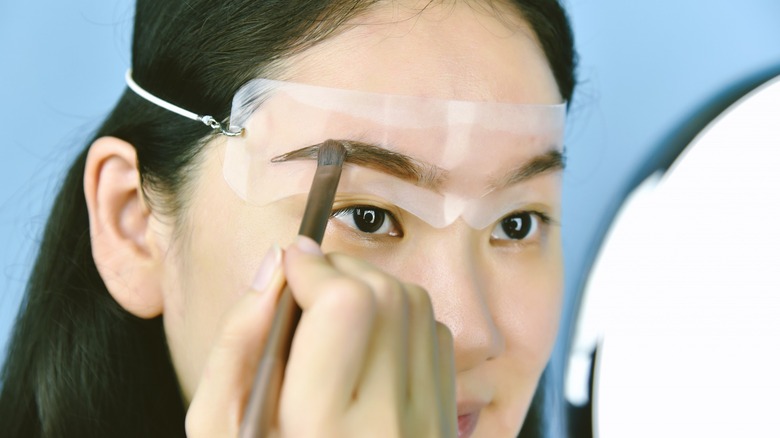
[85,1,563,436]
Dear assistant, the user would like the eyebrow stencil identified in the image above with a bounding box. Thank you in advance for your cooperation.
[221,77,565,228]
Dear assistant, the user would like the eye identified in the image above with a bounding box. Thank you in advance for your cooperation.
[331,206,403,237]
[490,211,548,242]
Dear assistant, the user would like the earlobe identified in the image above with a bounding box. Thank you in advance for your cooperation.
[84,136,164,319]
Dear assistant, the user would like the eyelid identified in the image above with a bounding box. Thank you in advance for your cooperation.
[527,210,555,226]
[331,196,405,220]
[330,204,402,226]
[502,206,559,226]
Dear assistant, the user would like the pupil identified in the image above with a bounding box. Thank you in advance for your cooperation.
[354,207,385,233]
[501,213,531,239]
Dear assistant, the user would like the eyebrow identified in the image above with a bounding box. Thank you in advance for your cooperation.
[492,149,566,189]
[271,140,448,190]
[270,140,565,190]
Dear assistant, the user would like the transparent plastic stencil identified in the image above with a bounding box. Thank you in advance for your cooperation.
[223,79,566,229]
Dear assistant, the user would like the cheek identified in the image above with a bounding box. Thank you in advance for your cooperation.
[483,237,563,432]
[161,147,304,401]
[492,249,563,363]
[490,224,564,363]
[324,223,564,366]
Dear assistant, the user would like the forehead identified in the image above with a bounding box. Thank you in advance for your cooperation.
[279,0,561,105]
[222,1,565,210]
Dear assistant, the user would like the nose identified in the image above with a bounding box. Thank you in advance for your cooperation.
[400,222,505,372]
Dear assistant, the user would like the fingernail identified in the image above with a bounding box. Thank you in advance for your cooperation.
[252,244,282,291]
[295,236,323,256]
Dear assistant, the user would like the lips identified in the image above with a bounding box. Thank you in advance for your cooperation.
[457,411,480,438]
[455,374,492,438]
[456,401,486,438]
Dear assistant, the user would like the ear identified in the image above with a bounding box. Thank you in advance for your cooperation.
[84,137,164,318]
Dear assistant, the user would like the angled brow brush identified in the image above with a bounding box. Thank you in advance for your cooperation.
[240,139,347,438]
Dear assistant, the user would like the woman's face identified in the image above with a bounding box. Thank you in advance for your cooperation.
[161,2,563,436]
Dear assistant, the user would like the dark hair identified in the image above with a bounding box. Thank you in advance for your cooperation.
[0,1,576,436]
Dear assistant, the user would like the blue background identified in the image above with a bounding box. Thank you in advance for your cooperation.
[2,0,780,378]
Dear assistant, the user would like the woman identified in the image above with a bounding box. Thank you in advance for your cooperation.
[0,0,576,436]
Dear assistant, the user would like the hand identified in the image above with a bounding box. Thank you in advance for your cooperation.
[185,236,456,437]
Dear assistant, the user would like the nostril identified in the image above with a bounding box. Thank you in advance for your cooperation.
[449,303,505,372]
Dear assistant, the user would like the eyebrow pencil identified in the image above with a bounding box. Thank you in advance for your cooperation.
[240,139,347,438]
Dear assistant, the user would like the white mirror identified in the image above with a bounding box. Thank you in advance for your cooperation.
[568,74,780,437]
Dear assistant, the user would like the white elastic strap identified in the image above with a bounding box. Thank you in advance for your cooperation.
[124,69,243,136]
[125,70,199,120]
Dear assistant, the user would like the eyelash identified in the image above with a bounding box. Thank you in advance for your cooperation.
[330,205,404,238]
[522,211,553,226]
[330,204,555,243]
[489,210,554,245]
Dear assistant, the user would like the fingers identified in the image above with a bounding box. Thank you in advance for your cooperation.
[406,284,439,407]
[280,238,378,431]
[328,253,410,411]
[186,237,455,438]
[186,245,286,438]
[282,236,346,310]
[279,237,454,437]
[405,285,457,437]
[436,322,457,437]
